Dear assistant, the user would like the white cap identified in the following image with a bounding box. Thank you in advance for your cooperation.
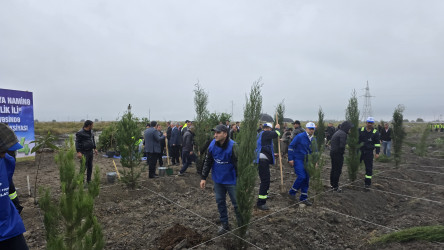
[366,117,375,123]
[306,122,316,129]
[263,123,273,128]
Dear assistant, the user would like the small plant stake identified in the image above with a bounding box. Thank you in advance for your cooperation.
[275,113,285,193]
[27,175,31,197]
[112,160,121,180]
[165,138,171,166]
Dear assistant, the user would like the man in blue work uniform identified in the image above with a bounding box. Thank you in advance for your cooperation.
[287,122,316,206]
[0,123,28,249]
[200,124,240,235]
[359,117,380,189]
[254,122,280,210]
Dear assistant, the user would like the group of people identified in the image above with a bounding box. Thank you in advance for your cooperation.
[0,116,390,246]
[430,123,444,132]
[197,117,384,235]
[142,120,198,178]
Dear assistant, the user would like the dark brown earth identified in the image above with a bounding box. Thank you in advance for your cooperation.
[11,131,444,249]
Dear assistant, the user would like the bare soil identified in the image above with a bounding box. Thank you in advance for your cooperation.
[12,132,444,249]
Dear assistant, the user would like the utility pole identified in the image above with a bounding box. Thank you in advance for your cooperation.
[361,81,374,122]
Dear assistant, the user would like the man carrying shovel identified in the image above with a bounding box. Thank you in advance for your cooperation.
[254,122,280,210]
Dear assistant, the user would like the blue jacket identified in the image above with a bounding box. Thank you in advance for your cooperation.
[144,127,165,153]
[0,154,26,242]
[288,132,313,162]
[169,127,181,146]
[254,130,280,164]
[202,139,237,185]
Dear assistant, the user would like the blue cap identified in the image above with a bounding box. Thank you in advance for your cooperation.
[8,142,23,151]
[366,117,375,123]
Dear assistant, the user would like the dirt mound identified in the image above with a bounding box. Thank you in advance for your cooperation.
[157,224,207,250]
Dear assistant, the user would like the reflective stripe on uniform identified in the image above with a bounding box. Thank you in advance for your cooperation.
[361,127,365,131]
[258,195,268,199]
[275,130,281,137]
[9,191,17,200]
[365,175,372,179]
[373,129,377,134]
[301,193,308,196]
[291,187,298,192]
[374,144,381,147]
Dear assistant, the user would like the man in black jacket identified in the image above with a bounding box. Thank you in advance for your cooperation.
[255,122,280,210]
[325,123,336,146]
[329,121,352,192]
[75,120,98,183]
[380,123,392,157]
[178,126,196,175]
[359,117,380,189]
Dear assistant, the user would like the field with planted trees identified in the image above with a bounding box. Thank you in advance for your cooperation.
[12,84,444,249]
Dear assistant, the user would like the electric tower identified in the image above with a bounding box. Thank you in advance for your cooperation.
[361,81,374,121]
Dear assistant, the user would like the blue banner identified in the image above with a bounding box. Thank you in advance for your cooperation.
[0,88,35,159]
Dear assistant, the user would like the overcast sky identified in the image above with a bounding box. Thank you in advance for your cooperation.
[1,0,443,122]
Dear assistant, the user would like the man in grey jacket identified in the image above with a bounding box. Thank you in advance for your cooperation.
[144,121,166,178]
[329,121,353,192]
[178,126,196,175]
[290,120,305,140]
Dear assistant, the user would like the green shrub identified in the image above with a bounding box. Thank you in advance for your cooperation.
[345,90,361,181]
[236,80,262,240]
[39,136,104,250]
[392,105,406,166]
[115,110,144,189]
[416,125,429,157]
[97,123,117,152]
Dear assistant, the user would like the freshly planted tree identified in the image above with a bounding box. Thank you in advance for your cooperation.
[345,90,361,181]
[416,125,430,157]
[273,100,285,153]
[39,136,104,250]
[304,107,326,198]
[305,140,324,199]
[115,110,144,189]
[235,80,262,239]
[316,107,326,151]
[193,83,210,175]
[392,105,406,166]
[31,131,59,204]
[97,123,117,152]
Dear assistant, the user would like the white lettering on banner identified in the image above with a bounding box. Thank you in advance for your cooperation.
[0,105,10,114]
[0,97,5,104]
[7,97,31,105]
[0,117,20,123]
[10,124,28,132]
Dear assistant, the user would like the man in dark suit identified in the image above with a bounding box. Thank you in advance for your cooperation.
[169,122,181,165]
[144,121,166,178]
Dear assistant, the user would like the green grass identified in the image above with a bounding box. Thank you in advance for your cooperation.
[35,121,116,136]
[375,154,392,163]
[372,225,444,244]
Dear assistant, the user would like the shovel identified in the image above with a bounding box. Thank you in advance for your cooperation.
[276,114,285,193]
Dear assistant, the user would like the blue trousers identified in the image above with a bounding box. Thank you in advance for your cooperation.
[214,182,240,224]
[382,141,391,157]
[179,151,196,174]
[289,159,310,201]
